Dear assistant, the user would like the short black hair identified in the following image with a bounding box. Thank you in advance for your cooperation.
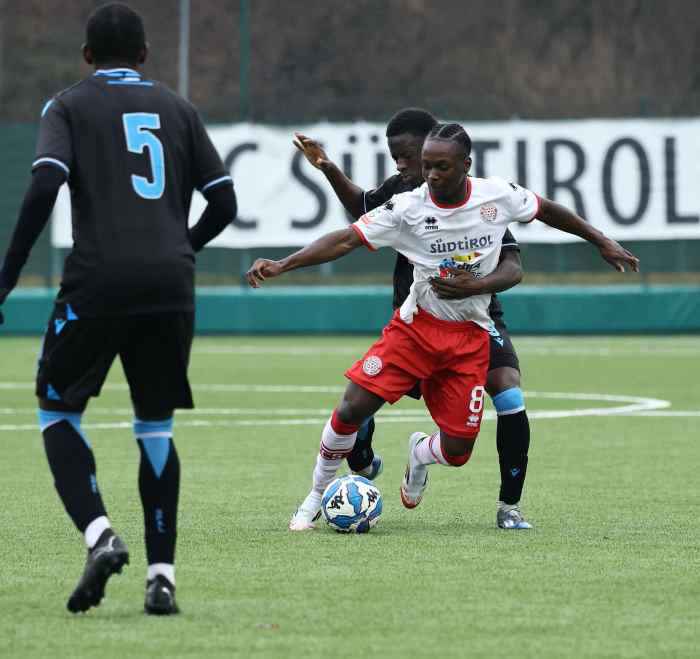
[427,122,472,158]
[386,108,438,139]
[86,3,146,65]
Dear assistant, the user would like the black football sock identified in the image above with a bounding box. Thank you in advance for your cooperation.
[136,431,180,565]
[496,410,530,505]
[346,416,375,472]
[42,418,107,532]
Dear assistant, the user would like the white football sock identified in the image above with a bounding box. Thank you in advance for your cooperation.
[498,501,520,512]
[148,563,175,585]
[84,515,111,549]
[413,432,450,467]
[311,418,357,495]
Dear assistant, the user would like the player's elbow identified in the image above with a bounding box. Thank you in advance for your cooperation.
[510,264,523,286]
[499,253,523,287]
[32,166,66,199]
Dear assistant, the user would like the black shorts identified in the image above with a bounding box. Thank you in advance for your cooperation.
[487,316,520,372]
[36,304,194,413]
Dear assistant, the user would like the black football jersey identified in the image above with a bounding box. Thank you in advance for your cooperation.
[363,175,520,312]
[34,68,229,316]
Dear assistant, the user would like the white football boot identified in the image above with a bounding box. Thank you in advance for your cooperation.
[400,432,430,509]
[497,504,533,529]
[288,491,322,531]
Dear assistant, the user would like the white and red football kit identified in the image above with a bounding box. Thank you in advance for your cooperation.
[346,176,539,439]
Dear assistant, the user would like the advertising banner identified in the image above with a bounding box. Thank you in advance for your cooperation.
[51,119,700,247]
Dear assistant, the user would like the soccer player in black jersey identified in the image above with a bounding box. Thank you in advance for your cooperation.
[0,4,235,614]
[293,109,555,529]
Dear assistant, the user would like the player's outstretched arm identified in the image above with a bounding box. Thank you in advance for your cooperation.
[430,249,523,299]
[246,227,363,288]
[0,166,66,324]
[293,133,366,219]
[536,197,640,272]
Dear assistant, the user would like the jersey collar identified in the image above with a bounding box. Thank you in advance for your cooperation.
[94,68,142,78]
[429,177,472,209]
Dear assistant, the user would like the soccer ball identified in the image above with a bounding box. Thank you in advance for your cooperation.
[321,475,383,533]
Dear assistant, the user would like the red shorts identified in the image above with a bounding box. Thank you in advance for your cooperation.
[345,308,490,439]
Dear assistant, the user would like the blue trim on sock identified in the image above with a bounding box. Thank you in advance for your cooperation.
[134,418,174,437]
[138,437,171,478]
[492,387,525,415]
[46,384,61,401]
[37,410,90,447]
[134,418,173,478]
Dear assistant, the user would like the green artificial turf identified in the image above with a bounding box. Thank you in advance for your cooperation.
[1,335,698,658]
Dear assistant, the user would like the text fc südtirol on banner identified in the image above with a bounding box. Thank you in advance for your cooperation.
[51,119,700,248]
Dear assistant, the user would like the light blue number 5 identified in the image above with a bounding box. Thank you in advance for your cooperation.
[122,113,165,199]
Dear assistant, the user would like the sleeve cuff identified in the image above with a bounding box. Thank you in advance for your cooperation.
[351,223,376,251]
[32,157,70,177]
[200,175,233,193]
[524,194,541,223]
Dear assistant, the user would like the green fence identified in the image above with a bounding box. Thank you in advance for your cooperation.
[2,285,699,335]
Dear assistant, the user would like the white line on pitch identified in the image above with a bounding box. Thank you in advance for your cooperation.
[627,411,700,417]
[0,407,426,416]
[0,384,670,410]
[3,410,700,433]
[190,345,700,357]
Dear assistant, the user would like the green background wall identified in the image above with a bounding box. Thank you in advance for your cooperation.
[2,285,698,335]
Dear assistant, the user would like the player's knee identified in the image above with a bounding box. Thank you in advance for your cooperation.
[331,408,361,435]
[444,451,472,467]
[38,395,86,413]
[492,387,526,416]
[337,382,384,426]
[486,367,520,397]
[336,395,370,427]
[440,434,475,467]
[134,407,175,422]
[38,408,86,442]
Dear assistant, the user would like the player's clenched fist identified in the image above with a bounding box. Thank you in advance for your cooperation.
[246,258,283,287]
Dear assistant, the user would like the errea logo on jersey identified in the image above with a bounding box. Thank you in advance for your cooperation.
[424,216,439,230]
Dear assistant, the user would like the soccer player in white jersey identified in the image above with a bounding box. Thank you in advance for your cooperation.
[246,122,639,530]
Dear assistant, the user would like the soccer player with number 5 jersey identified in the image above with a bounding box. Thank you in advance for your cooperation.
[246,122,639,531]
[0,4,235,614]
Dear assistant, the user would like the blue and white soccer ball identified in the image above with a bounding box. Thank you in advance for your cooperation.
[321,475,383,533]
